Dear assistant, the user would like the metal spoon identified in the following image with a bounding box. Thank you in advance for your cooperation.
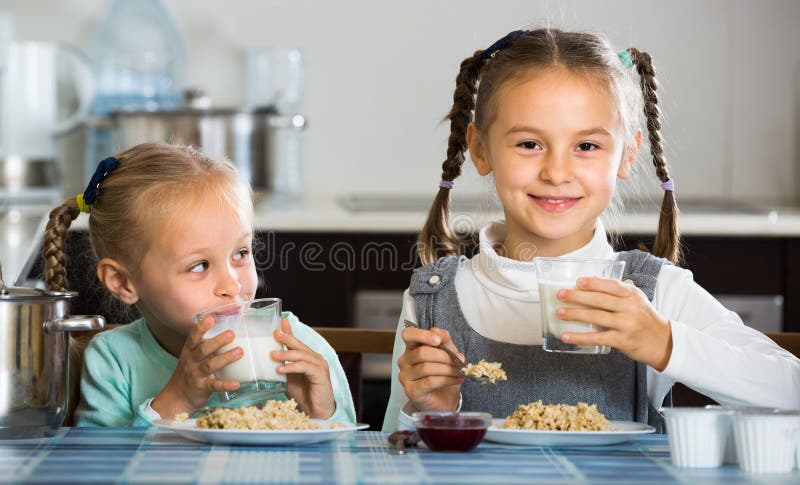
[403,320,492,383]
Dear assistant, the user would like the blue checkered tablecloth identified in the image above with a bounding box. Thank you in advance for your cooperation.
[0,428,797,484]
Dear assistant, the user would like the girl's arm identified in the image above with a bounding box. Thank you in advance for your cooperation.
[651,266,800,409]
[382,289,422,432]
[75,336,151,427]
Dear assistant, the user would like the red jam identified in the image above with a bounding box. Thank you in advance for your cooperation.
[416,415,488,452]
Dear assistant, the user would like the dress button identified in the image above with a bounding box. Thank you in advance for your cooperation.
[427,275,442,287]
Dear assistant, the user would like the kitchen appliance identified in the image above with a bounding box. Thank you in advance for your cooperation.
[0,265,105,438]
[0,41,95,199]
[106,92,306,194]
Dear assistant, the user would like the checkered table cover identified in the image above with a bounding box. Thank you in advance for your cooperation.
[0,429,797,484]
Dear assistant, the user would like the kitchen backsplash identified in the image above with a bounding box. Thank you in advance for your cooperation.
[5,0,800,202]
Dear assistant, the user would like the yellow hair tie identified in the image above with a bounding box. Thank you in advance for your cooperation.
[76,193,90,213]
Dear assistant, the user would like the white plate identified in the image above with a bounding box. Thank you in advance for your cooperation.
[153,418,369,445]
[484,419,655,446]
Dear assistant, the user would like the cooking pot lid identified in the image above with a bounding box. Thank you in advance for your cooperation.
[0,286,77,300]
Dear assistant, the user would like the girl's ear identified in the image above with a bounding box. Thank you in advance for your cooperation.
[467,122,492,176]
[618,130,642,179]
[97,258,139,305]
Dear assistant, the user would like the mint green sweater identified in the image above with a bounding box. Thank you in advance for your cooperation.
[75,312,356,427]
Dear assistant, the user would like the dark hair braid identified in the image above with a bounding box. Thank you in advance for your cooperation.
[43,200,81,291]
[628,48,681,264]
[418,51,484,265]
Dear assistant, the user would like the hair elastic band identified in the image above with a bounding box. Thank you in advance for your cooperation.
[439,179,455,190]
[77,156,120,213]
[480,30,529,62]
[618,50,634,68]
[76,193,90,214]
[660,178,675,192]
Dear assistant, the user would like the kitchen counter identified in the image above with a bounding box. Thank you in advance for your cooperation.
[8,194,800,283]
[65,193,800,235]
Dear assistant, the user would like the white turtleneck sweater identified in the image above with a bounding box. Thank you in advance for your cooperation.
[382,220,800,431]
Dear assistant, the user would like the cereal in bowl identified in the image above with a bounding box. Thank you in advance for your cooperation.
[194,399,320,430]
[503,401,609,431]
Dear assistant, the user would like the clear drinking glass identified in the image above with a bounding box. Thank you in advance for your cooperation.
[194,298,286,406]
[534,258,626,354]
[244,46,305,112]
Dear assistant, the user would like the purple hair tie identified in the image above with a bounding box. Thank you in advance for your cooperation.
[660,178,675,192]
[439,179,455,190]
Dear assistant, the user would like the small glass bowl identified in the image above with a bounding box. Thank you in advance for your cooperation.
[411,412,492,452]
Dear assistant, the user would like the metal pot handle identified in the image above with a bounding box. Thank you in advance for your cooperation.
[267,114,306,130]
[44,315,106,334]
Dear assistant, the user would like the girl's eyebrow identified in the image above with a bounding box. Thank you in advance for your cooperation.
[505,126,612,137]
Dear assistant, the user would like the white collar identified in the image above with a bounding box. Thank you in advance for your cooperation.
[469,219,615,299]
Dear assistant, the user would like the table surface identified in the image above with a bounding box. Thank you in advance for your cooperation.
[1,428,797,484]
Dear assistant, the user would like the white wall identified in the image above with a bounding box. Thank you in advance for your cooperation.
[5,0,800,202]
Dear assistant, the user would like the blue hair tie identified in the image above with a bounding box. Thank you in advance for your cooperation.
[83,156,120,205]
[480,30,529,62]
[618,50,634,68]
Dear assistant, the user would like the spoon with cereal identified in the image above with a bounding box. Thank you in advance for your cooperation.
[403,320,506,384]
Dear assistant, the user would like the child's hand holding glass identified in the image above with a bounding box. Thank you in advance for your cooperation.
[398,326,465,412]
[271,318,336,419]
[151,316,243,419]
[557,277,673,371]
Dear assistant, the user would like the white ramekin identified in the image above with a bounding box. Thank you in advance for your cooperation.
[733,409,800,474]
[661,406,734,468]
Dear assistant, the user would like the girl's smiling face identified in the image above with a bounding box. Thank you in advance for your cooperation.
[131,194,258,336]
[469,67,639,257]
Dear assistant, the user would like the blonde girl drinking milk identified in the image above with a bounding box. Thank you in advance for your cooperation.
[43,143,355,426]
[384,28,800,431]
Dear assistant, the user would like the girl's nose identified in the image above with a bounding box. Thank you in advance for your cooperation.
[214,266,242,297]
[539,152,573,185]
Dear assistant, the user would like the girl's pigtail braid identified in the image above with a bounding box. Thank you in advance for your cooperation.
[628,48,681,264]
[418,51,484,265]
[42,199,81,292]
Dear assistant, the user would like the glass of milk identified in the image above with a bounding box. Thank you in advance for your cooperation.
[534,258,625,354]
[195,298,287,406]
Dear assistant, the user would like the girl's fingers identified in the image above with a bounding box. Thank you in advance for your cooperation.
[406,375,465,393]
[200,346,244,375]
[272,349,324,365]
[186,316,215,350]
[206,378,240,393]
[403,346,463,368]
[561,329,616,348]
[401,327,443,350]
[578,277,638,298]
[429,328,461,356]
[193,330,236,360]
[557,307,622,330]
[403,361,465,380]
[274,320,313,352]
[277,360,323,378]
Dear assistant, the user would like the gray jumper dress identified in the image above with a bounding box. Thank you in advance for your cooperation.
[409,249,672,432]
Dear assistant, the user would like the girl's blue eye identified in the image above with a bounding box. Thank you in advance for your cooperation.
[577,142,599,151]
[189,261,208,273]
[234,248,250,261]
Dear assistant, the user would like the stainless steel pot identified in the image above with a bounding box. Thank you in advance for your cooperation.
[0,284,104,438]
[107,105,306,194]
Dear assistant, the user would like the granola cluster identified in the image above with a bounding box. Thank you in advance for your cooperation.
[503,401,610,431]
[183,399,320,430]
[462,359,507,384]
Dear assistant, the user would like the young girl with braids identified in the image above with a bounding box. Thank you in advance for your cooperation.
[383,28,800,431]
[43,142,355,426]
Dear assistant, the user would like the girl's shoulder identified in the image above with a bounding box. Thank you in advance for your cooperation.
[88,318,148,349]
[409,255,469,295]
